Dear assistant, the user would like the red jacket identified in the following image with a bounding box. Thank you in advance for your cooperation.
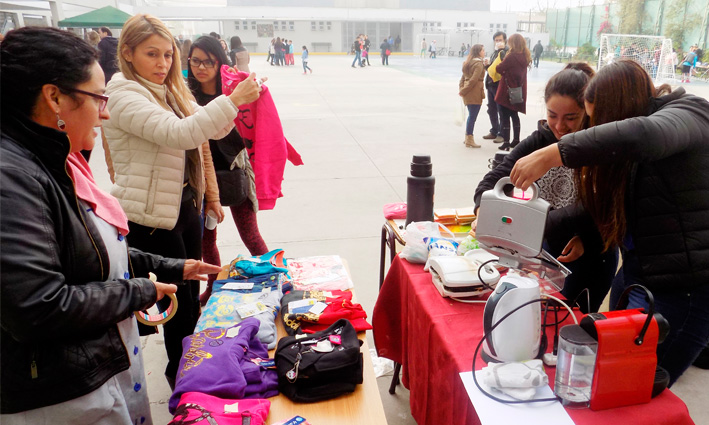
[494,52,529,114]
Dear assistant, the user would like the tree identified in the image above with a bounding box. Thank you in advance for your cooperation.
[664,0,702,51]
[618,0,650,35]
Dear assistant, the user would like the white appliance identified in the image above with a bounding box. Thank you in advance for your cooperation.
[428,249,500,298]
[481,275,541,363]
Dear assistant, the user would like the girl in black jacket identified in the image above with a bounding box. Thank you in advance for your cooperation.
[474,63,616,313]
[511,59,709,386]
[186,36,270,304]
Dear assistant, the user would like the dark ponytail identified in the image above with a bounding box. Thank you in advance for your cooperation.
[1,27,97,119]
[543,62,595,108]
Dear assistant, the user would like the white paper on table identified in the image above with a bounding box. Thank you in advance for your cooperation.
[459,370,575,425]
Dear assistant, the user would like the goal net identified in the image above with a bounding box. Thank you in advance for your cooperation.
[598,34,675,83]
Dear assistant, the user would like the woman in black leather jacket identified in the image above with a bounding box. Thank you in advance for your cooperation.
[0,27,220,423]
[511,59,709,386]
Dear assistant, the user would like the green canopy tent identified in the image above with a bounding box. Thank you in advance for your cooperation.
[57,6,132,28]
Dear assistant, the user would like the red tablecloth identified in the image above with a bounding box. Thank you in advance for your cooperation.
[372,255,695,425]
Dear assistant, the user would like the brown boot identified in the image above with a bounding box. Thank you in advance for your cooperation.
[465,135,481,148]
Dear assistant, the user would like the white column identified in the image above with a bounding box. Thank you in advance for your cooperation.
[49,0,65,27]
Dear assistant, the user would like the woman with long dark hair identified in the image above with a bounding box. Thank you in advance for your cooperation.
[186,36,269,304]
[458,44,486,148]
[510,59,709,386]
[495,33,532,151]
[229,35,250,72]
[474,63,616,313]
[0,26,219,423]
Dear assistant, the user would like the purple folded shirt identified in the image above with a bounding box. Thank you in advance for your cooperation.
[169,318,279,413]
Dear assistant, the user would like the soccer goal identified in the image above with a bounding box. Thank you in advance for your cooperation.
[598,34,676,83]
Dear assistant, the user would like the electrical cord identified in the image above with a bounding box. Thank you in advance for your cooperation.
[470,294,579,404]
[471,299,559,404]
[476,259,500,291]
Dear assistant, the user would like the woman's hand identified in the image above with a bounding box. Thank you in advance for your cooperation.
[510,144,563,190]
[205,201,224,223]
[228,72,268,107]
[183,259,224,281]
[153,281,177,302]
[557,235,584,263]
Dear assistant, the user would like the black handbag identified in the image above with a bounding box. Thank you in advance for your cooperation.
[275,318,364,402]
[215,168,248,207]
[507,84,524,104]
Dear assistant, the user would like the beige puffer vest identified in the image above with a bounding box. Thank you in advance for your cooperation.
[104,73,238,229]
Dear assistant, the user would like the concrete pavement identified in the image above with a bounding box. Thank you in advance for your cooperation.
[89,54,709,425]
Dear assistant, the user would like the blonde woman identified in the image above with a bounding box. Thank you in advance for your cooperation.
[103,14,264,388]
[494,33,532,150]
[458,44,486,148]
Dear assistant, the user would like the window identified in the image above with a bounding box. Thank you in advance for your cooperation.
[489,23,494,30]
[251,21,256,30]
[437,22,441,27]
[242,20,247,28]
[463,23,468,28]
[503,24,507,31]
[497,23,501,29]
[327,21,331,31]
[319,21,324,31]
[289,21,294,31]
[234,22,239,30]
[457,22,461,28]
[311,21,316,31]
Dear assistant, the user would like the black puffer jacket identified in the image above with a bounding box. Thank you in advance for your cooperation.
[0,115,185,413]
[558,88,709,291]
[473,120,601,254]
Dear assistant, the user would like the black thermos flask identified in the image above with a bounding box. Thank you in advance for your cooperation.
[405,155,435,226]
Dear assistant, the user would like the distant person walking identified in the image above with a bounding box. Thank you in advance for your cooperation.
[380,38,391,66]
[429,40,437,59]
[97,26,119,83]
[302,45,312,74]
[229,36,250,72]
[363,35,371,66]
[351,35,362,68]
[420,38,427,58]
[533,40,543,68]
[395,35,401,52]
[459,44,486,148]
[482,31,508,144]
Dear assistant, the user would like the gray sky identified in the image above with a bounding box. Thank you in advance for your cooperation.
[490,0,600,12]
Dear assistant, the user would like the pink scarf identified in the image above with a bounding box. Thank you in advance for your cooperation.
[66,152,130,236]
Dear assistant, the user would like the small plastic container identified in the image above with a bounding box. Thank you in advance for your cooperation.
[555,324,598,408]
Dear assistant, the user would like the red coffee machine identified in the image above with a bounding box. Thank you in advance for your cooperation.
[578,285,670,410]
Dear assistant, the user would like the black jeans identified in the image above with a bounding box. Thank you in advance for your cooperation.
[498,103,521,142]
[127,196,202,381]
[485,81,501,136]
[533,55,540,67]
[610,249,709,386]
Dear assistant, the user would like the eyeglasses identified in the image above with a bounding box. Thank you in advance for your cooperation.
[188,57,216,69]
[62,87,109,113]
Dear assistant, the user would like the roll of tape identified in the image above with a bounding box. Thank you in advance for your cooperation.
[135,273,178,326]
